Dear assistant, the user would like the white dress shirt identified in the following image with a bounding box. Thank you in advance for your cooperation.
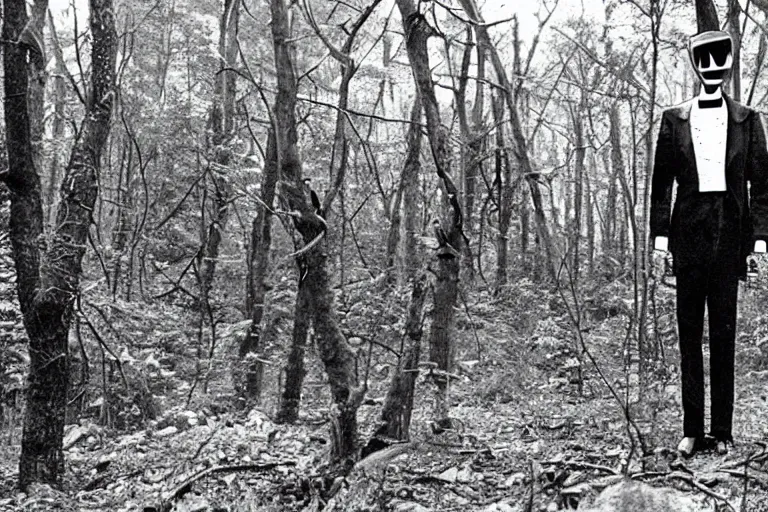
[690,100,728,192]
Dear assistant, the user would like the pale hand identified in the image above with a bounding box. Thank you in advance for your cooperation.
[755,240,767,253]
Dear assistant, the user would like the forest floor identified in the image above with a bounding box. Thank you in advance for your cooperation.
[3,270,768,511]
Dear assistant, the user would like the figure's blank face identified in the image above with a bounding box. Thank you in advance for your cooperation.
[689,31,733,89]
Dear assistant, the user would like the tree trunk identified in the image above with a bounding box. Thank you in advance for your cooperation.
[46,13,67,227]
[401,97,423,281]
[572,106,585,282]
[111,143,133,300]
[365,273,427,453]
[454,27,484,282]
[27,0,47,176]
[586,163,595,276]
[239,129,278,402]
[199,0,240,302]
[276,278,310,423]
[385,182,404,277]
[728,0,741,101]
[493,92,513,290]
[3,0,116,488]
[396,0,465,419]
[607,103,623,258]
[271,0,363,468]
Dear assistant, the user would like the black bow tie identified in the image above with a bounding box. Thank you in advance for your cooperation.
[698,97,723,109]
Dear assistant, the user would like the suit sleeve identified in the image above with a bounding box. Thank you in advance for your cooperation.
[650,111,675,239]
[750,112,768,242]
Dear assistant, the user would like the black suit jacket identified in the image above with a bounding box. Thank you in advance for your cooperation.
[650,95,768,276]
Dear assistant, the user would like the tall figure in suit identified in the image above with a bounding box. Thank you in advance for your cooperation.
[650,14,768,456]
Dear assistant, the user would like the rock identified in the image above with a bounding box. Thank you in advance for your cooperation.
[63,425,86,450]
[483,503,520,512]
[246,409,270,429]
[581,480,708,512]
[562,471,586,488]
[456,466,473,483]
[437,466,458,483]
[453,495,470,506]
[502,471,526,488]
[391,501,432,512]
[155,426,178,438]
[144,353,161,369]
[176,495,210,512]
[117,432,145,447]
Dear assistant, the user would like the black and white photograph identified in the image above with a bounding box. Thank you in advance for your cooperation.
[3,0,768,510]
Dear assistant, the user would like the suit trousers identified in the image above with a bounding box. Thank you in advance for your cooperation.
[675,193,740,442]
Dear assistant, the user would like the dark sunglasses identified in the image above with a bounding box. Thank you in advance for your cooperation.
[692,39,732,68]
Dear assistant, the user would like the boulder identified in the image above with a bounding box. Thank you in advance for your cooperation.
[581,480,707,512]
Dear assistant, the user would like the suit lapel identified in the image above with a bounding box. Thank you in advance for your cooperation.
[669,95,750,188]
[676,102,696,173]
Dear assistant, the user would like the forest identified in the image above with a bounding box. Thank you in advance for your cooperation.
[2,0,768,510]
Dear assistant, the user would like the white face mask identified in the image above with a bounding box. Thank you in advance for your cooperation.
[689,31,733,91]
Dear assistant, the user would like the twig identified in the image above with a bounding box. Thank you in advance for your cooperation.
[719,468,768,490]
[456,287,482,361]
[76,295,128,389]
[667,471,737,511]
[546,459,619,476]
[153,461,297,512]
[188,424,220,462]
[354,442,417,473]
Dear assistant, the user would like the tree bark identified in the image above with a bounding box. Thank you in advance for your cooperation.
[271,0,363,469]
[198,0,240,303]
[454,27,484,281]
[2,0,116,488]
[493,91,513,290]
[586,161,595,276]
[276,278,310,423]
[46,13,68,227]
[239,128,278,402]
[728,0,741,102]
[396,0,465,419]
[401,96,423,281]
[27,0,48,176]
[607,103,623,259]
[110,142,133,300]
[385,180,404,278]
[571,95,586,281]
[365,273,427,451]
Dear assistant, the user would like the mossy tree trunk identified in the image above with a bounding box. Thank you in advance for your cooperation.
[396,0,466,419]
[2,0,116,488]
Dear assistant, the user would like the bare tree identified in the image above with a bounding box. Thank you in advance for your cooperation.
[2,0,117,487]
[457,0,558,280]
[270,0,363,468]
[396,0,466,419]
[198,0,240,304]
[273,0,380,418]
